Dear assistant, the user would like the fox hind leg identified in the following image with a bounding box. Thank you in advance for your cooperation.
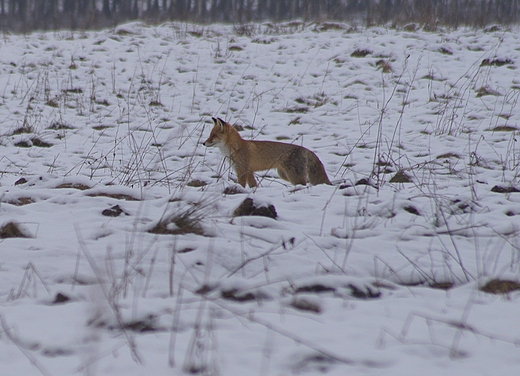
[276,149,307,185]
[279,164,307,185]
[308,159,332,185]
[277,168,289,182]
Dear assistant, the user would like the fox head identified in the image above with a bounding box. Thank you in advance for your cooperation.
[203,117,224,147]
[203,117,235,150]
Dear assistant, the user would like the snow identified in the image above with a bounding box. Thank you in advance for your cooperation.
[1,21,520,375]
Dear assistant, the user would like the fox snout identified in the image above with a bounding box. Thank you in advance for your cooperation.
[202,132,213,147]
[203,134,221,147]
[202,137,214,147]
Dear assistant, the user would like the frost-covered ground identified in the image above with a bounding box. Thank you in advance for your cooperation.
[1,21,520,375]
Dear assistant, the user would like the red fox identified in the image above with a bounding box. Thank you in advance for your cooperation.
[203,117,331,188]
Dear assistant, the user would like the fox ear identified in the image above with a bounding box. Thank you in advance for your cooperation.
[213,117,226,131]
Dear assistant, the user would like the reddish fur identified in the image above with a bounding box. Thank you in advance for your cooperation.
[203,118,331,188]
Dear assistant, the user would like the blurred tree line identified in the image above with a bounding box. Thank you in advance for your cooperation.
[0,0,519,33]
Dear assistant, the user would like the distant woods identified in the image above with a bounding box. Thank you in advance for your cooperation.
[1,0,520,33]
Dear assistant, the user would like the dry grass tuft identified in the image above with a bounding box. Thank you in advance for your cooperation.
[480,279,520,294]
[281,105,309,114]
[149,204,207,236]
[480,58,513,67]
[403,205,420,215]
[476,86,500,97]
[120,315,159,333]
[87,192,139,200]
[31,137,53,148]
[488,125,518,132]
[53,293,71,304]
[48,121,74,130]
[376,59,393,73]
[348,284,381,299]
[351,49,371,58]
[233,198,277,219]
[233,23,258,37]
[223,186,246,195]
[436,152,460,159]
[186,179,207,187]
[0,222,30,239]
[7,197,35,206]
[430,282,454,290]
[389,170,412,183]
[221,288,268,302]
[56,183,91,190]
[101,205,126,217]
[14,178,28,185]
[14,140,31,148]
[491,185,520,193]
[12,125,33,135]
[295,284,335,294]
[313,22,345,32]
[290,298,322,313]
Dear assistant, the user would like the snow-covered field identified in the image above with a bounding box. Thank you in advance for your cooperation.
[1,21,520,375]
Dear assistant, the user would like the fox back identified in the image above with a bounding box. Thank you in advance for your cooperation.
[203,117,331,188]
